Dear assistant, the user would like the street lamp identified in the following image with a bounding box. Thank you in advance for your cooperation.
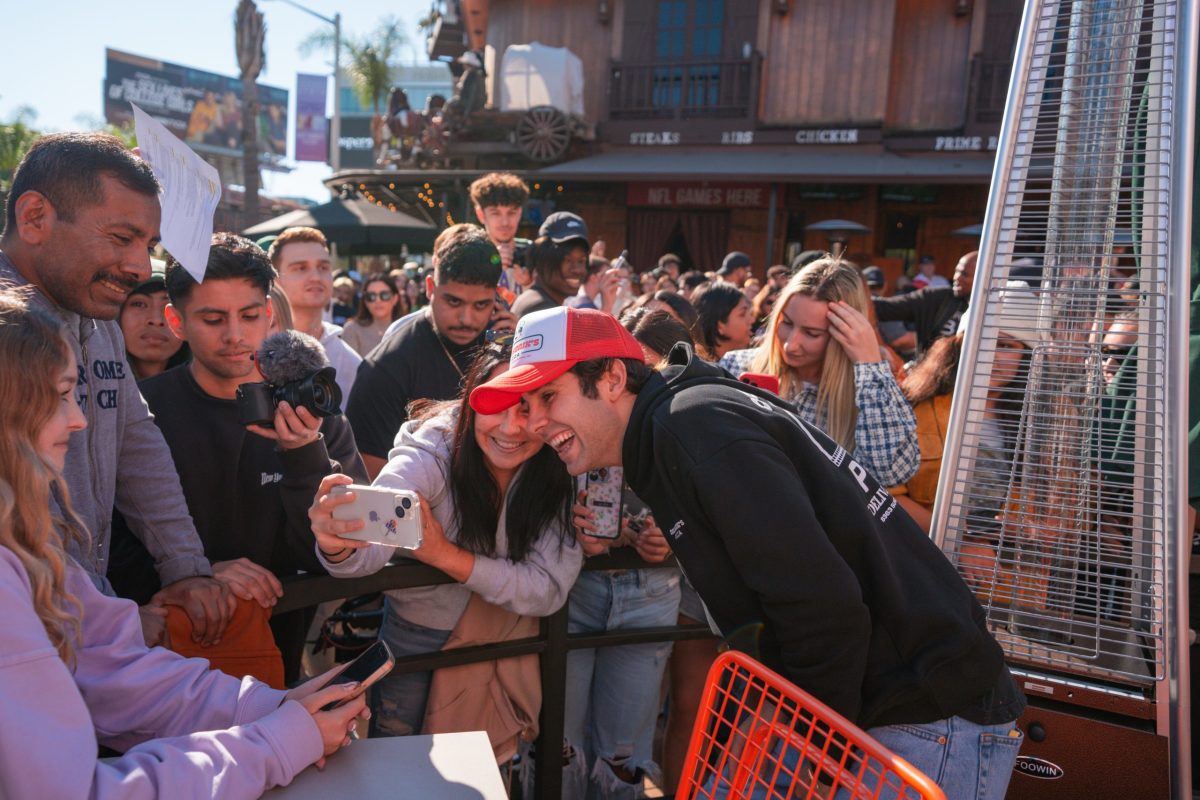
[263,0,342,174]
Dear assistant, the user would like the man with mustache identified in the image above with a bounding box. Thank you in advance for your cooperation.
[346,224,516,479]
[0,133,233,645]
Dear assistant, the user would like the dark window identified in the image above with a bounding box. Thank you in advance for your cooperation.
[652,0,725,110]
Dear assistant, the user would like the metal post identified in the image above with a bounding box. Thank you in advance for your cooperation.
[534,606,568,799]
[331,11,341,174]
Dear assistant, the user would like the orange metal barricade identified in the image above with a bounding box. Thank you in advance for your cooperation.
[676,651,946,800]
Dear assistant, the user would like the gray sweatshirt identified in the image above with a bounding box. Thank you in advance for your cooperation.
[0,252,211,590]
[319,407,582,630]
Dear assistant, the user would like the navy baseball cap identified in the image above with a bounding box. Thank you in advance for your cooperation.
[539,212,589,247]
[719,251,751,275]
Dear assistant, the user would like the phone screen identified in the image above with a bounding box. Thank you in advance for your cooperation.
[328,640,392,687]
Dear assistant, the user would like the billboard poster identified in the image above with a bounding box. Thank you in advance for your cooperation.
[104,48,289,161]
[294,73,329,162]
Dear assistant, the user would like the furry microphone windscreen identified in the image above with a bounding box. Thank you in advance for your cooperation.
[256,330,331,385]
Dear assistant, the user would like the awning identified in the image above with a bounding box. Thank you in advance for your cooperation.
[534,147,995,183]
[243,195,437,253]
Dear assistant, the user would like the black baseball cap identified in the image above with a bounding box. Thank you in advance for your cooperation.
[539,212,589,247]
[719,251,751,275]
[862,266,885,288]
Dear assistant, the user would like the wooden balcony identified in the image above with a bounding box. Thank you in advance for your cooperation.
[607,53,762,122]
[966,54,1013,127]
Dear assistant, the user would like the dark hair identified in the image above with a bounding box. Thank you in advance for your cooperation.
[527,236,585,286]
[690,282,746,357]
[354,273,403,324]
[165,232,276,307]
[679,271,708,291]
[434,225,502,287]
[468,172,529,209]
[3,133,159,235]
[624,308,693,362]
[650,290,699,331]
[419,344,572,562]
[902,334,963,405]
[570,356,654,398]
[658,253,682,268]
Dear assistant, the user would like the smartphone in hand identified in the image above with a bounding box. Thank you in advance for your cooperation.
[579,466,623,539]
[739,372,780,395]
[319,640,395,711]
[331,484,423,549]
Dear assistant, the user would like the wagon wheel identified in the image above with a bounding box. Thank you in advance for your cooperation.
[515,106,571,162]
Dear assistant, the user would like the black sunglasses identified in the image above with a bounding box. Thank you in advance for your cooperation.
[364,291,395,302]
[1101,343,1132,359]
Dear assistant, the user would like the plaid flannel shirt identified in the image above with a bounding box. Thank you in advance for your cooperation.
[720,349,919,486]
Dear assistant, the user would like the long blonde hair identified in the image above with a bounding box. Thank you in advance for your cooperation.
[752,256,867,448]
[0,288,85,664]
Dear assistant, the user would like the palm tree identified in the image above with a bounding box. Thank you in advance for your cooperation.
[235,0,266,225]
[302,16,408,116]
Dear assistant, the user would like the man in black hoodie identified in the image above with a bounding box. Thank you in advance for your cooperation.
[470,306,1024,800]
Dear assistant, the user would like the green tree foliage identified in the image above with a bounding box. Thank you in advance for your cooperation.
[301,16,408,115]
[0,106,41,198]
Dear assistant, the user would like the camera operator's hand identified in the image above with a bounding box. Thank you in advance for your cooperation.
[309,473,371,563]
[496,240,515,271]
[247,401,322,450]
[597,268,622,314]
[213,557,284,608]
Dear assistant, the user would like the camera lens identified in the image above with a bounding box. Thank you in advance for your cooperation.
[395,505,406,518]
[401,497,412,510]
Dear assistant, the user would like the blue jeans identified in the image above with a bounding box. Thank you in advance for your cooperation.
[367,602,452,738]
[864,717,1022,800]
[563,568,682,799]
[700,713,1022,800]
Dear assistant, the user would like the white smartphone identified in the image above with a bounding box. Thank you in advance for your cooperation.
[579,466,624,539]
[330,484,424,549]
[319,639,395,711]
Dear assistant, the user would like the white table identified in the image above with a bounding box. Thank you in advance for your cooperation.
[268,730,508,799]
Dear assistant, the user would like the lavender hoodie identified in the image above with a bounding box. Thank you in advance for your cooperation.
[0,546,323,798]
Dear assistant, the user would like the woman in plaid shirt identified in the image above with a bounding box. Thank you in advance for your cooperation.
[720,257,918,486]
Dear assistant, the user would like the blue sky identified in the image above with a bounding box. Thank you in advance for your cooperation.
[1,0,432,202]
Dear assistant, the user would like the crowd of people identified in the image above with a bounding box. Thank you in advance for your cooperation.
[5,133,1161,799]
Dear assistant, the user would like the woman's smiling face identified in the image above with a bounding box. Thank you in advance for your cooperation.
[775,294,831,375]
[473,365,544,475]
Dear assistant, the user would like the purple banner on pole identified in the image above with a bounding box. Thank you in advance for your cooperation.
[294,73,329,163]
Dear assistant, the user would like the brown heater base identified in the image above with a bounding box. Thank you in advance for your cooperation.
[1008,701,1169,799]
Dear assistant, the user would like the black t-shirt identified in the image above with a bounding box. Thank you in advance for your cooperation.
[346,308,480,459]
[510,284,561,319]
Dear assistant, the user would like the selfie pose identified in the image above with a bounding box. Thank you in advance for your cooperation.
[0,290,367,799]
[310,343,581,744]
[721,256,918,486]
[468,306,1025,800]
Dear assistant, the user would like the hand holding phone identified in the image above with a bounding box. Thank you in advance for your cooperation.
[331,484,424,549]
[318,640,395,711]
[579,467,623,539]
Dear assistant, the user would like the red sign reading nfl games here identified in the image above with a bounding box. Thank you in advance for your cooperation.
[626,182,771,209]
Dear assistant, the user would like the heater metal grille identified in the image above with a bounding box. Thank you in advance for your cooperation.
[932,0,1183,689]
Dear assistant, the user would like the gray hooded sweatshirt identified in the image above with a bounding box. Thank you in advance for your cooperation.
[0,252,211,590]
[318,407,582,630]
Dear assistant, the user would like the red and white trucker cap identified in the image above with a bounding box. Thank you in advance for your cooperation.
[469,306,644,415]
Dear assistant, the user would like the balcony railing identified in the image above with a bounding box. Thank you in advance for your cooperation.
[608,53,762,121]
[967,54,1014,126]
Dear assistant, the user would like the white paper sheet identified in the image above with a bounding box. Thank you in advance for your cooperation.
[131,103,221,282]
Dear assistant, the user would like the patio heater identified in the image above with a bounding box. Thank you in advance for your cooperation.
[930,0,1194,798]
[804,218,870,258]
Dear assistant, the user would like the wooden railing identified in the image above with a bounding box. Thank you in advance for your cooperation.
[608,53,762,121]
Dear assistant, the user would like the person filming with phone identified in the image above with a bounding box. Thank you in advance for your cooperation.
[310,341,581,750]
[0,289,368,799]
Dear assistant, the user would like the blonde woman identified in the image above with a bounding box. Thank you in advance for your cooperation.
[0,290,366,798]
[721,256,918,486]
